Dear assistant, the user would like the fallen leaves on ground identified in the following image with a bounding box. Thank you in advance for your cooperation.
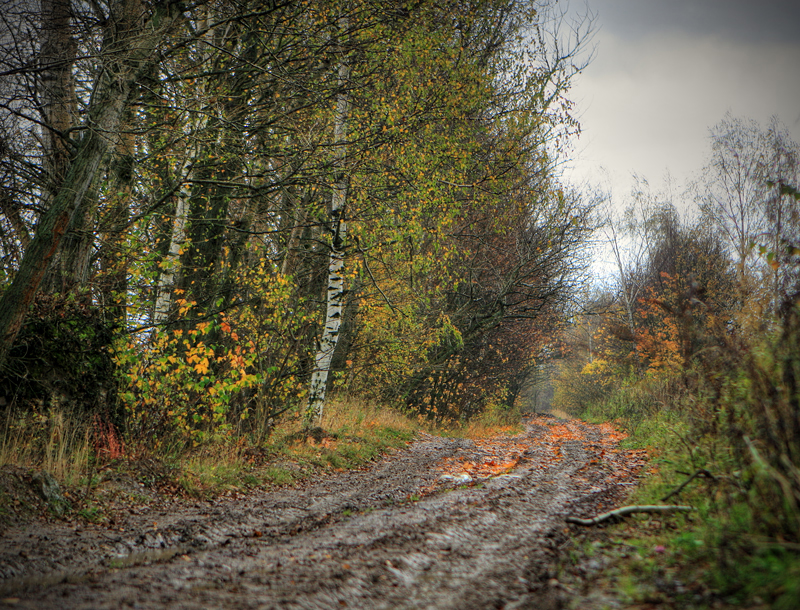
[432,415,646,491]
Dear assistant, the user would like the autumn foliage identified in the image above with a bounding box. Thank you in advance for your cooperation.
[0,0,594,450]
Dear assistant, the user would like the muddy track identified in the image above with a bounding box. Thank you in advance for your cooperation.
[0,417,641,609]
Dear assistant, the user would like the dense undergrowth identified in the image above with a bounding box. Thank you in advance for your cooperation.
[561,304,800,608]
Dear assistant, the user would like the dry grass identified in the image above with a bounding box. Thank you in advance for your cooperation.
[138,397,420,498]
[433,404,523,439]
[0,395,520,499]
[320,396,419,436]
[0,408,92,485]
[320,397,523,440]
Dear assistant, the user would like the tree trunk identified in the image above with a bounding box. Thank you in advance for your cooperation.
[153,158,192,326]
[306,19,351,426]
[177,16,254,318]
[608,220,643,377]
[0,0,181,368]
[98,112,136,329]
[153,9,214,325]
[38,0,83,294]
[39,0,76,201]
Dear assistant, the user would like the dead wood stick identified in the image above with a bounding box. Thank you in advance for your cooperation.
[661,468,716,502]
[565,505,694,526]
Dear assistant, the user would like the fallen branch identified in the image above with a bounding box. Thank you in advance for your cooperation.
[661,468,716,502]
[565,505,694,526]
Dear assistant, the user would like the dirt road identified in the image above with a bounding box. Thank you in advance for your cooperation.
[0,416,644,609]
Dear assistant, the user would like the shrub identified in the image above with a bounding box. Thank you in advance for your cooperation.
[0,292,117,417]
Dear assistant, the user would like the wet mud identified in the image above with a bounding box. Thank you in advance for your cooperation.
[0,416,642,609]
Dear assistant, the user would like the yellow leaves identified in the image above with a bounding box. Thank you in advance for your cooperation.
[581,358,609,376]
[239,371,257,385]
[114,257,316,445]
[194,357,210,375]
[176,298,196,316]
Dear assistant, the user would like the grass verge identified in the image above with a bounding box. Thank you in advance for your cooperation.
[566,400,800,609]
[0,407,92,486]
[432,403,524,439]
[0,397,422,521]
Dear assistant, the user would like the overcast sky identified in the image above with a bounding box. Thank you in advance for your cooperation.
[561,0,800,204]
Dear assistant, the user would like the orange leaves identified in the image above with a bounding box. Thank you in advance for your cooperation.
[306,435,337,450]
[176,297,196,316]
[113,263,315,446]
[186,342,214,375]
[596,421,627,444]
[634,280,686,374]
[220,318,239,342]
[542,421,583,443]
[438,443,523,481]
[526,418,586,469]
[433,416,645,493]
[436,432,527,482]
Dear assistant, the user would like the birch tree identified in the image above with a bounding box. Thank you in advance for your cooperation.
[306,17,351,425]
[152,10,213,326]
[0,0,599,431]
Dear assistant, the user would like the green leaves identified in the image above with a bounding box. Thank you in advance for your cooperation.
[766,179,800,201]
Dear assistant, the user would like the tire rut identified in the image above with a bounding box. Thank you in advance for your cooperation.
[1,417,642,609]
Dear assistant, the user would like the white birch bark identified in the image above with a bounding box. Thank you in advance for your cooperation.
[152,13,211,326]
[152,169,191,325]
[306,19,350,425]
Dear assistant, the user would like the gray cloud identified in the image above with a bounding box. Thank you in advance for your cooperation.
[585,0,800,44]
[561,0,800,201]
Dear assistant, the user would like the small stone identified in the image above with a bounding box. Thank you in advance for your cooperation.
[439,473,473,484]
[31,471,68,517]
